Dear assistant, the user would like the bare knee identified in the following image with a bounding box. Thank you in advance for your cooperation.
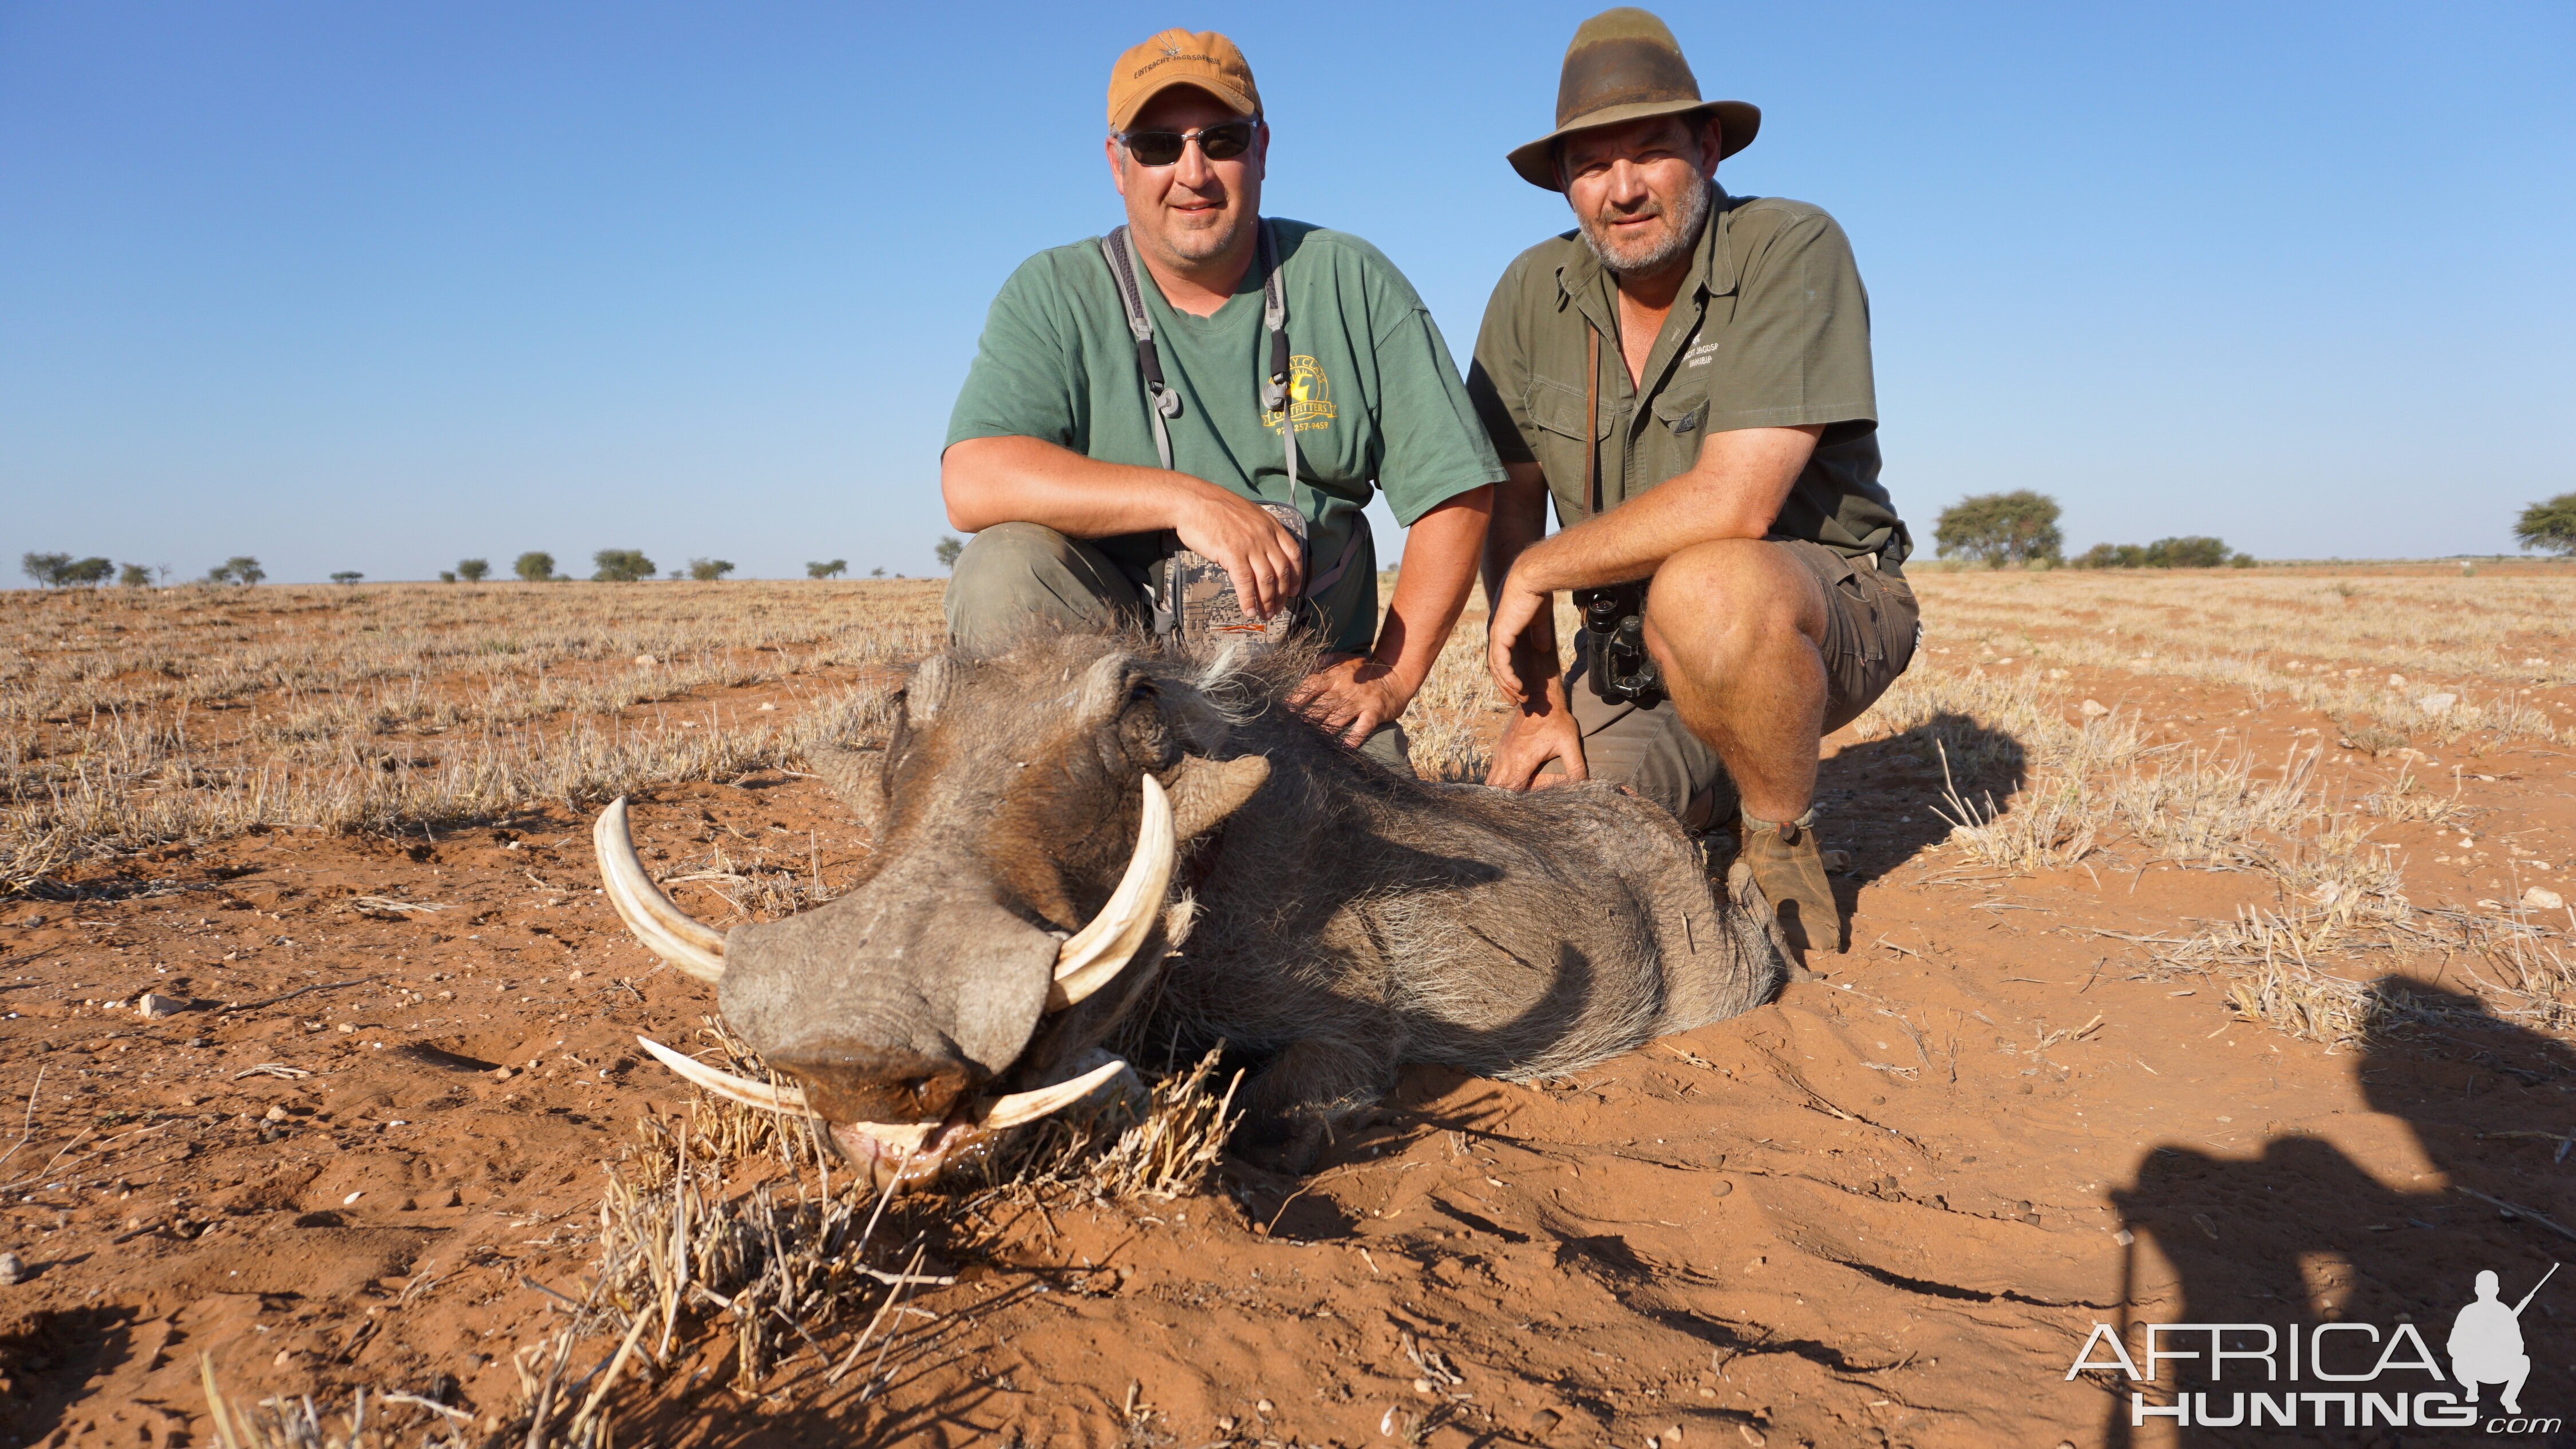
[1645,540,1817,651]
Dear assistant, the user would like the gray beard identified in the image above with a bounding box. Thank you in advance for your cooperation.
[1579,180,1712,278]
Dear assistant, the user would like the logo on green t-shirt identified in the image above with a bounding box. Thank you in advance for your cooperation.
[1264,354,1338,436]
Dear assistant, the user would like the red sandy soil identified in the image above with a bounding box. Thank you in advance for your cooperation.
[5,649,2574,1449]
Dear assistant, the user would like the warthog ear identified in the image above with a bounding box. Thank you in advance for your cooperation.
[906,655,958,723]
[1160,754,1271,843]
[812,746,886,831]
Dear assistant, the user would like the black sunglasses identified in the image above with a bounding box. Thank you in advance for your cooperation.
[1117,119,1258,168]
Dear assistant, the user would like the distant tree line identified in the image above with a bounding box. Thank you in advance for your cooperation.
[2067,536,2253,569]
[1932,493,2251,569]
[19,533,1027,590]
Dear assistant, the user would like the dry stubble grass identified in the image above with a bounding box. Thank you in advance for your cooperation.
[2,580,939,894]
[1879,567,2576,1046]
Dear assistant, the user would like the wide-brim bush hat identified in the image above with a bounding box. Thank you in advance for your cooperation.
[1507,7,1759,191]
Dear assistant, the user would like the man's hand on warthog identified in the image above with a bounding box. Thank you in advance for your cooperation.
[1289,652,1415,747]
[1486,679,1587,790]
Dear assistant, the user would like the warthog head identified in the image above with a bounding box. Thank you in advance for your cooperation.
[594,634,1273,1183]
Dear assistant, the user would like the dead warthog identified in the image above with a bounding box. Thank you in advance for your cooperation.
[596,631,1784,1179]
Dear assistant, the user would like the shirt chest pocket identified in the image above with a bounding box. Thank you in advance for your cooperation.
[1651,385,1709,437]
[1524,375,1610,444]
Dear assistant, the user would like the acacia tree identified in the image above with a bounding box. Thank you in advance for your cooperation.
[807,559,848,579]
[118,563,153,588]
[2514,492,2576,557]
[330,571,364,584]
[688,558,736,581]
[1934,491,2063,568]
[593,549,655,582]
[208,556,264,585]
[21,552,71,587]
[934,536,964,570]
[514,551,556,581]
[457,558,491,581]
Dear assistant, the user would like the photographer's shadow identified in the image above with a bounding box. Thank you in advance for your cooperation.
[2103,980,2576,1446]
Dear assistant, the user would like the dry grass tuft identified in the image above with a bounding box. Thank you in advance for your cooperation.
[969,1046,1242,1203]
[198,1354,484,1449]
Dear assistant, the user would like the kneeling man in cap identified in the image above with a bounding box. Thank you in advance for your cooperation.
[942,29,1501,768]
[1469,7,1917,954]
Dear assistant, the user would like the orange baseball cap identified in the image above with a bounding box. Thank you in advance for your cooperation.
[1107,29,1262,132]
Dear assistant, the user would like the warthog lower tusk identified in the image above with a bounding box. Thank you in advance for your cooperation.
[635,1035,1129,1150]
[595,797,728,983]
[975,1056,1131,1129]
[1048,774,1176,1011]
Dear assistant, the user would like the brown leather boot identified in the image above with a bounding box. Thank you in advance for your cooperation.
[1740,809,1843,960]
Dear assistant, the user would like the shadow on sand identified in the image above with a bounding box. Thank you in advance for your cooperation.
[2100,980,2576,1446]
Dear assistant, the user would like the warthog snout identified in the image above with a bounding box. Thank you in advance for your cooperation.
[757,1040,977,1127]
[594,737,1180,1185]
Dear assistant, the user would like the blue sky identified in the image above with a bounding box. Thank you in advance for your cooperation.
[4,2,2570,584]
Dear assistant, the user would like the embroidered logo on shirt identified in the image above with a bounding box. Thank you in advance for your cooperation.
[1265,355,1340,434]
[1684,341,1722,368]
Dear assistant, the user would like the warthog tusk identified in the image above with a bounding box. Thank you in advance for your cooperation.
[635,1036,1129,1150]
[594,797,727,983]
[635,1035,808,1114]
[1048,774,1176,1010]
[976,1056,1132,1129]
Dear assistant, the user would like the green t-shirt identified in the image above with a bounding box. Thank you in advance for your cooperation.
[1467,190,1910,565]
[945,220,1504,651]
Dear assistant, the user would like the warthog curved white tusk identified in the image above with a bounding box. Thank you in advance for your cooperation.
[635,1036,1128,1151]
[635,1035,808,1114]
[595,797,728,983]
[1048,774,1176,1011]
[976,1056,1133,1129]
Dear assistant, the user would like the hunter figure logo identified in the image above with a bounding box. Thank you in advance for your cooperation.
[1266,354,1337,435]
[2455,1264,2554,1415]
[2066,1261,2561,1433]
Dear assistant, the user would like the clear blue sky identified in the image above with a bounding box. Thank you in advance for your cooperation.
[5,2,2570,584]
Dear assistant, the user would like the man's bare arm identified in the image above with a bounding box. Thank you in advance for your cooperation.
[1481,461,1559,690]
[1373,486,1493,697]
[1503,423,1823,595]
[941,434,1305,617]
[1291,487,1491,744]
[1479,461,1586,787]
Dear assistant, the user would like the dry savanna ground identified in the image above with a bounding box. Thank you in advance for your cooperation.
[2,563,2574,1449]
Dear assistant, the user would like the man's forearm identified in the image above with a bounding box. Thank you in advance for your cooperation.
[1483,462,1563,680]
[1370,487,1492,694]
[1507,424,1823,594]
[942,434,1213,537]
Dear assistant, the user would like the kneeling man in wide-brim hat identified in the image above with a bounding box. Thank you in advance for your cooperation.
[1469,7,1919,959]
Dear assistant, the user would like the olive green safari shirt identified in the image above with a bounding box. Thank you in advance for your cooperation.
[946,220,1504,652]
[1465,189,1909,564]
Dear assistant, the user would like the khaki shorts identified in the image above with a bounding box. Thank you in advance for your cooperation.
[1544,538,1920,822]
